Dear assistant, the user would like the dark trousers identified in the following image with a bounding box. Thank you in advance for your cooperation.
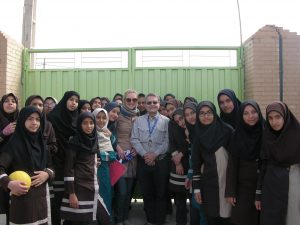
[52,191,64,225]
[0,188,9,225]
[114,177,134,223]
[174,192,188,225]
[206,217,232,225]
[138,156,169,225]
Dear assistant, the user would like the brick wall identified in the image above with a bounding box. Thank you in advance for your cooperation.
[0,32,8,97]
[0,32,23,104]
[243,25,300,118]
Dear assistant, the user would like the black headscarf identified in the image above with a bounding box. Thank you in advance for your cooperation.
[229,100,264,160]
[68,112,98,154]
[194,101,233,153]
[160,100,167,108]
[90,97,101,108]
[25,95,47,132]
[172,107,184,119]
[78,100,91,113]
[113,93,123,101]
[25,95,44,108]
[184,96,198,104]
[101,97,110,103]
[2,106,46,172]
[47,91,80,141]
[183,102,197,143]
[262,101,300,166]
[0,93,19,129]
[217,89,241,129]
[104,102,121,133]
[163,93,176,101]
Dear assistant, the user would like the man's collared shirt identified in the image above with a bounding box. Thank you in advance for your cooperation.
[131,113,169,157]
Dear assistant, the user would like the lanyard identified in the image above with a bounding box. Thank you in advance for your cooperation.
[147,116,159,138]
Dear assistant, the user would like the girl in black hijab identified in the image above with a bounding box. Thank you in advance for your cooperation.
[0,93,19,222]
[183,102,197,144]
[104,102,121,135]
[225,100,263,225]
[163,93,176,101]
[0,93,19,149]
[192,101,233,225]
[47,90,80,225]
[61,112,110,225]
[101,97,110,108]
[184,96,198,105]
[183,101,207,225]
[169,107,190,225]
[78,99,91,114]
[113,93,123,102]
[25,95,58,209]
[256,101,300,225]
[90,97,102,111]
[0,106,54,224]
[25,95,57,156]
[217,89,241,129]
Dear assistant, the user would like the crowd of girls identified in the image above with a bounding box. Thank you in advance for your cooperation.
[0,89,299,225]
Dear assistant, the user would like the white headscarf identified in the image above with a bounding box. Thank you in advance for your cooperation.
[92,108,113,152]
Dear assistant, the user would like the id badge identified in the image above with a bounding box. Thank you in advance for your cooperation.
[148,139,152,148]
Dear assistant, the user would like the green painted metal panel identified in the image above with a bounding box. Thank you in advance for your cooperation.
[23,47,244,104]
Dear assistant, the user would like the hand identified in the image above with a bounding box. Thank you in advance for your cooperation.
[131,148,137,157]
[117,148,125,160]
[31,171,49,187]
[97,157,101,167]
[2,122,16,136]
[8,180,28,196]
[255,201,261,210]
[69,193,79,208]
[184,178,192,190]
[226,197,236,206]
[176,164,184,175]
[172,152,183,165]
[144,153,156,166]
[102,128,111,137]
[194,192,202,204]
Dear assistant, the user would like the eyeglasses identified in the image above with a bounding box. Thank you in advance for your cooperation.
[199,111,214,117]
[126,98,138,103]
[44,102,56,107]
[146,101,158,105]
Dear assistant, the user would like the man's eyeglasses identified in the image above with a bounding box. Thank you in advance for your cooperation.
[146,101,158,105]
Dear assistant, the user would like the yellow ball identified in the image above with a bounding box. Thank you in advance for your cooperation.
[9,171,31,190]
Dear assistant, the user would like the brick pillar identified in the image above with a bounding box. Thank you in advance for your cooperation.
[0,32,23,103]
[0,32,8,97]
[243,25,300,118]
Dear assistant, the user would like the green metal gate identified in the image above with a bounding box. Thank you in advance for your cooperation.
[23,46,244,104]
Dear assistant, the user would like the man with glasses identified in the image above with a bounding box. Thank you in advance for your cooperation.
[131,93,170,225]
